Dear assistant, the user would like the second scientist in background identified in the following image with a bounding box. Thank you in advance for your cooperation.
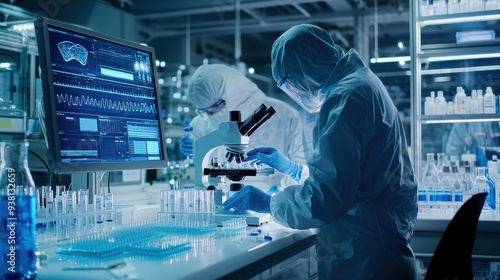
[181,63,308,192]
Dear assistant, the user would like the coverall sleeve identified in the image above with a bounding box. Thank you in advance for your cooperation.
[271,88,375,229]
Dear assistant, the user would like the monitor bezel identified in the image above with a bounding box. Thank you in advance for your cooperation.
[35,17,168,174]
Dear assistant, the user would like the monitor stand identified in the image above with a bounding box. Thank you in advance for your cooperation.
[71,172,108,203]
[214,208,270,226]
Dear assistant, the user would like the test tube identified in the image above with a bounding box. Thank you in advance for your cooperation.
[55,185,66,216]
[65,191,77,236]
[199,190,208,226]
[177,190,185,225]
[105,193,113,216]
[54,185,66,240]
[37,186,47,219]
[45,188,54,218]
[65,191,76,215]
[104,192,114,230]
[35,188,41,219]
[187,189,195,213]
[43,188,55,240]
[86,202,96,233]
[160,190,166,212]
[94,193,104,226]
[167,190,177,223]
[77,190,89,234]
[42,186,52,206]
[77,189,88,213]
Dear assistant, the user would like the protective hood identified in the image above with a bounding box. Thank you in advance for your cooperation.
[271,24,345,112]
[187,64,266,114]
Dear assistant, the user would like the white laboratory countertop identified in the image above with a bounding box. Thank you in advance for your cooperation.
[36,219,317,280]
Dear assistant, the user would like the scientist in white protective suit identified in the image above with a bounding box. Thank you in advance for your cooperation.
[223,24,418,280]
[181,63,309,193]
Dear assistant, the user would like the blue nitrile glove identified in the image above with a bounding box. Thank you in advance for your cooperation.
[266,185,280,195]
[180,135,193,157]
[223,185,271,214]
[245,147,303,182]
[180,120,194,157]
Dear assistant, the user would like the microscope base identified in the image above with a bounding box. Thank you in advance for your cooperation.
[215,209,270,226]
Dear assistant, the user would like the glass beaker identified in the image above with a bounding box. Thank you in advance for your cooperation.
[471,167,496,211]
[0,141,37,279]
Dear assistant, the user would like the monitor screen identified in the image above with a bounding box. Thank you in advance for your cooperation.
[35,17,168,173]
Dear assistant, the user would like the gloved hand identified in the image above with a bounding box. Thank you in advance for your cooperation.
[245,147,303,182]
[266,185,280,195]
[180,119,194,157]
[180,135,193,157]
[223,185,271,214]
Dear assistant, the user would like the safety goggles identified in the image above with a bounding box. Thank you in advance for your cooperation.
[195,99,226,116]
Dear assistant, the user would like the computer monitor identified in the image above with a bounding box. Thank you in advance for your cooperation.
[34,17,168,174]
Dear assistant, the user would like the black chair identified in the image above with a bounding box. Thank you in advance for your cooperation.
[424,192,488,280]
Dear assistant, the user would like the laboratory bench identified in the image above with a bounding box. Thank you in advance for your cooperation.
[35,218,318,280]
[32,182,500,280]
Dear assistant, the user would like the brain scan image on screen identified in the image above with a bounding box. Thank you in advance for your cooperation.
[57,40,88,65]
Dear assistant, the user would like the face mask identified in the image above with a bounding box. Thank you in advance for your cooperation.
[279,80,325,114]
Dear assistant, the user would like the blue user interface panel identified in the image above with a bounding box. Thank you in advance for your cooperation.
[46,24,164,165]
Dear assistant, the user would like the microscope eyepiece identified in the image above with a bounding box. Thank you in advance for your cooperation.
[238,104,276,136]
[245,106,276,136]
[229,111,241,122]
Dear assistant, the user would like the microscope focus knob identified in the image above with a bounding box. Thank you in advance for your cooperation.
[219,122,231,134]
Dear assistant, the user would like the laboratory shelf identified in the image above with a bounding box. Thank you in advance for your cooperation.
[418,45,500,62]
[410,0,500,176]
[421,65,500,75]
[420,114,500,124]
[418,9,500,26]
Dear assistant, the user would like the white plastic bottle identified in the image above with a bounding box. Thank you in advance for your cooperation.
[471,90,479,114]
[446,101,454,115]
[477,89,484,114]
[483,87,496,114]
[447,0,460,13]
[454,86,466,115]
[464,96,471,114]
[485,0,498,10]
[424,97,435,115]
[435,91,446,115]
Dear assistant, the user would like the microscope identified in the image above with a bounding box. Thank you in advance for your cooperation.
[193,104,276,225]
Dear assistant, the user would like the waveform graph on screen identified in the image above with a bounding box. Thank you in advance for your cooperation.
[51,71,157,120]
[55,92,157,118]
